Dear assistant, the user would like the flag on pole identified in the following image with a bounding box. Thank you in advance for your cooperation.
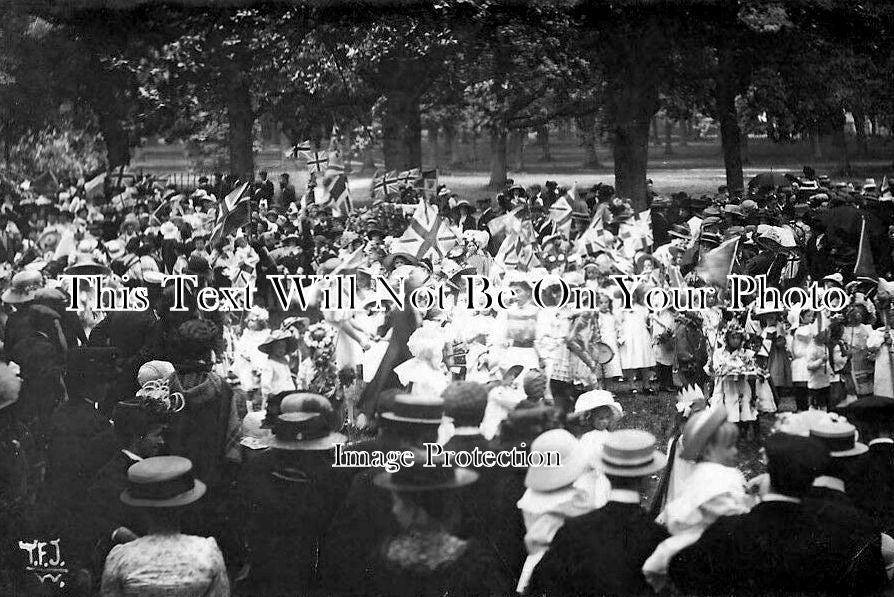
[880,176,891,199]
[697,236,739,288]
[318,172,352,217]
[854,217,877,278]
[549,195,573,238]
[392,201,461,259]
[286,141,312,159]
[496,219,539,271]
[303,151,329,173]
[384,171,400,194]
[487,206,524,238]
[572,212,608,256]
[618,210,653,258]
[414,169,438,195]
[399,168,421,185]
[210,182,251,244]
[331,246,365,276]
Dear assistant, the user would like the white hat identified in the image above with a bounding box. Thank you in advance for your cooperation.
[137,361,176,386]
[524,429,591,491]
[572,390,623,421]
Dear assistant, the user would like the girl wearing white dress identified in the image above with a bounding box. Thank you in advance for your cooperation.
[617,286,656,394]
[710,323,759,433]
[595,294,623,381]
[643,405,752,591]
[258,330,298,407]
[790,308,817,411]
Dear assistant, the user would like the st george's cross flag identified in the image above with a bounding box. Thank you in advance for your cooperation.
[549,195,573,238]
[303,151,329,173]
[210,181,251,244]
[392,200,461,259]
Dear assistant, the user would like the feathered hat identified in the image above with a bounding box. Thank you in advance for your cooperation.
[675,384,708,419]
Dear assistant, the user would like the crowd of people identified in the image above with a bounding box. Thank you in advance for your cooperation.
[1,164,894,596]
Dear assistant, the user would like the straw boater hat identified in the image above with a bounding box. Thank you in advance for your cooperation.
[524,429,592,492]
[571,390,623,422]
[809,420,868,458]
[2,270,43,304]
[269,412,347,451]
[120,456,207,508]
[105,239,126,260]
[380,394,445,426]
[258,329,300,355]
[374,447,478,492]
[600,429,667,477]
[680,405,729,461]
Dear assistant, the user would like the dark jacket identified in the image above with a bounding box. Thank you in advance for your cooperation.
[531,500,669,597]
[850,441,894,533]
[669,499,886,596]
[444,433,526,591]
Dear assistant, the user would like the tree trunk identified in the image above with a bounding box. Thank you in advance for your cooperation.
[612,117,651,210]
[853,109,868,157]
[443,122,457,168]
[511,130,525,171]
[834,122,851,177]
[741,133,750,165]
[715,40,744,193]
[650,115,660,144]
[810,127,823,160]
[679,119,689,147]
[381,87,422,172]
[227,76,255,181]
[429,125,440,168]
[578,114,602,168]
[361,147,376,173]
[488,130,508,190]
[537,126,552,161]
[663,118,674,156]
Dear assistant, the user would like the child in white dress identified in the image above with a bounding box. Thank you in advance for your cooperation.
[643,405,753,591]
[516,429,603,595]
[711,323,759,434]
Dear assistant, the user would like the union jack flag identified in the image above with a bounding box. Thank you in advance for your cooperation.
[392,201,460,259]
[399,168,420,185]
[210,182,251,244]
[286,140,312,159]
[303,151,329,173]
[318,172,352,217]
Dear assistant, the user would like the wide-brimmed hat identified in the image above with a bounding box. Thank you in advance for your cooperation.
[601,429,667,477]
[269,412,346,451]
[524,429,591,492]
[120,456,207,508]
[699,231,723,247]
[809,421,868,458]
[669,224,691,240]
[374,447,478,492]
[2,270,44,304]
[680,406,729,461]
[64,253,111,276]
[822,273,844,286]
[382,252,419,271]
[381,394,445,426]
[571,390,623,421]
[105,239,126,260]
[258,329,300,354]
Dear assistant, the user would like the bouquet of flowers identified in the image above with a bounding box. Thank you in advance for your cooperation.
[303,322,339,400]
[714,349,765,379]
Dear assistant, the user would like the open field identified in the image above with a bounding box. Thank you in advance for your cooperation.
[131,135,893,202]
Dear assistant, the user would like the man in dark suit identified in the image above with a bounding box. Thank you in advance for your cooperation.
[847,397,894,533]
[531,430,669,597]
[670,433,887,596]
[254,170,274,205]
[476,197,497,231]
[278,172,297,210]
[442,382,526,590]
